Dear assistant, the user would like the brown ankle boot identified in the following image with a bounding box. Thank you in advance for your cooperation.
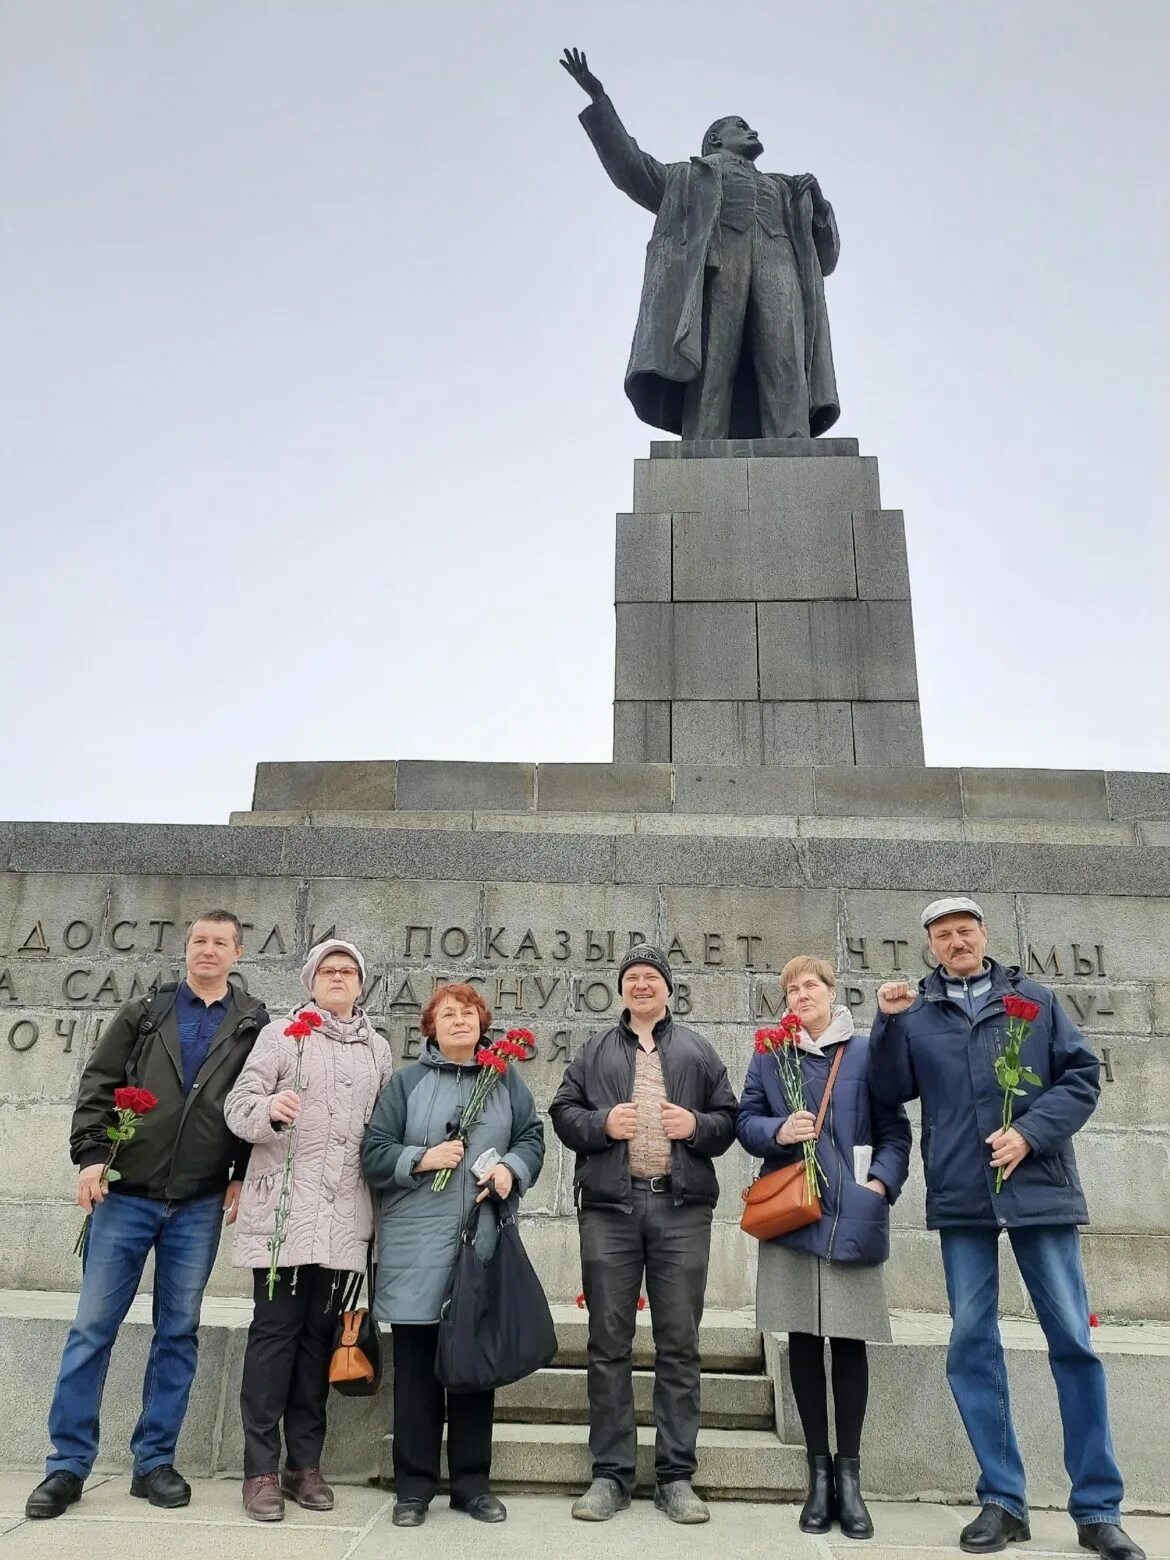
[281,1467,334,1511]
[242,1473,284,1522]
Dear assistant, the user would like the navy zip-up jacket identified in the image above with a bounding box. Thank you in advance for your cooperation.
[737,1032,911,1265]
[868,961,1100,1230]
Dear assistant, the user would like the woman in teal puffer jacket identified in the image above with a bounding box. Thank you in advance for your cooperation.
[361,982,545,1530]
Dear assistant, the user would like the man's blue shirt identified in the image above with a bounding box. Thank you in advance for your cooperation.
[175,980,229,1093]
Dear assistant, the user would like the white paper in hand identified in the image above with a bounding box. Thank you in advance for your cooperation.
[853,1145,873,1185]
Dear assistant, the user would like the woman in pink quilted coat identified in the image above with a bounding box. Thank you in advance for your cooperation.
[225,938,391,1523]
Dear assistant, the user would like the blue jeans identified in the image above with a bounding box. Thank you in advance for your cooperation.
[940,1225,1123,1526]
[46,1190,223,1479]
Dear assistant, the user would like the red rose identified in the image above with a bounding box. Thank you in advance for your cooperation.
[1003,995,1041,1024]
[284,1019,312,1039]
[113,1086,158,1115]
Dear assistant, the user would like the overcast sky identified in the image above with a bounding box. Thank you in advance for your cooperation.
[2,0,1167,824]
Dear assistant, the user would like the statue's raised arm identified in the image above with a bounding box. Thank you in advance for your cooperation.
[560,46,667,215]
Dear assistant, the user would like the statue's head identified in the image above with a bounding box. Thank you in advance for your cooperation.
[702,115,763,160]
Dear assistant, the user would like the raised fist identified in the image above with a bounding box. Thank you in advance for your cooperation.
[877,981,916,1015]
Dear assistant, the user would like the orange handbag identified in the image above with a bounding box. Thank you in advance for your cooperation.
[328,1249,382,1396]
[740,1044,846,1241]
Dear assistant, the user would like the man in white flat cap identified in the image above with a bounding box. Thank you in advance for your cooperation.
[868,898,1143,1560]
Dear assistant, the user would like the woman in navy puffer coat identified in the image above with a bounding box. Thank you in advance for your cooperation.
[737,955,910,1541]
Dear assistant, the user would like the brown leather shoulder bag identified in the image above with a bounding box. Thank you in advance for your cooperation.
[740,1043,846,1242]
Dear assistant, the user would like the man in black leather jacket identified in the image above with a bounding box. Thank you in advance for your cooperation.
[551,943,737,1527]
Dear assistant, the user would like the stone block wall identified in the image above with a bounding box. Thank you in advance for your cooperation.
[612,440,924,765]
[2,790,1169,1322]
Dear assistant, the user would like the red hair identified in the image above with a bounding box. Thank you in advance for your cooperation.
[421,982,493,1041]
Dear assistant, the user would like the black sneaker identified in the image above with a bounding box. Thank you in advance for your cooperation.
[25,1471,84,1520]
[130,1465,192,1508]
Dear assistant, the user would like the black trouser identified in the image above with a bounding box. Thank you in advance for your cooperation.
[391,1322,495,1504]
[240,1265,345,1478]
[579,1190,713,1494]
[787,1332,869,1459]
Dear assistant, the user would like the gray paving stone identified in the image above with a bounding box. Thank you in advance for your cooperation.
[615,834,808,887]
[612,700,672,762]
[614,511,672,601]
[1106,770,1170,819]
[395,760,534,812]
[805,837,995,890]
[853,509,910,599]
[814,766,962,818]
[757,601,919,700]
[8,823,287,876]
[252,758,397,811]
[989,842,1170,896]
[674,766,816,815]
[961,767,1109,821]
[650,436,860,458]
[537,763,673,813]
[851,701,925,764]
[280,826,617,884]
[747,453,880,516]
[633,456,747,513]
[671,701,854,766]
[672,504,856,601]
[614,603,759,700]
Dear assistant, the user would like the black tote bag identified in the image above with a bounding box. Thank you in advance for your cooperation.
[435,1197,557,1394]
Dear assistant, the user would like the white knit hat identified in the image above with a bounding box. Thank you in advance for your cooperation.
[300,938,367,995]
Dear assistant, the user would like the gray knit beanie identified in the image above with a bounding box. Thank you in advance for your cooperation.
[618,942,674,995]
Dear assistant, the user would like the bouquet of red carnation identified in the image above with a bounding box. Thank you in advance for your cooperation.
[73,1085,159,1255]
[266,1008,324,1297]
[755,1013,827,1204]
[432,1028,536,1192]
[993,994,1042,1193]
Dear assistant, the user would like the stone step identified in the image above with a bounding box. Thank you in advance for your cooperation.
[495,1367,774,1429]
[379,1423,806,1501]
[547,1305,764,1373]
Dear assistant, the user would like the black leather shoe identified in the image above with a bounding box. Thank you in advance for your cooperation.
[1078,1523,1147,1560]
[130,1465,192,1508]
[451,1491,507,1523]
[25,1472,84,1520]
[799,1453,835,1534]
[960,1504,1031,1553]
[834,1455,875,1540]
[392,1500,428,1527]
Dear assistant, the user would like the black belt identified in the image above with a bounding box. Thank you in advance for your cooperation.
[630,1175,672,1194]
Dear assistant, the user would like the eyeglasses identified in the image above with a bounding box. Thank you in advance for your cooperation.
[318,965,361,979]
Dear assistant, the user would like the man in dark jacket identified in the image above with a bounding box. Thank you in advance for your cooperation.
[26,911,268,1522]
[869,897,1143,1560]
[550,944,737,1526]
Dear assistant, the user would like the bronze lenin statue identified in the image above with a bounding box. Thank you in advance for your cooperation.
[561,48,841,441]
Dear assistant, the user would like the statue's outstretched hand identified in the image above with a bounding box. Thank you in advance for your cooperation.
[560,47,604,102]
